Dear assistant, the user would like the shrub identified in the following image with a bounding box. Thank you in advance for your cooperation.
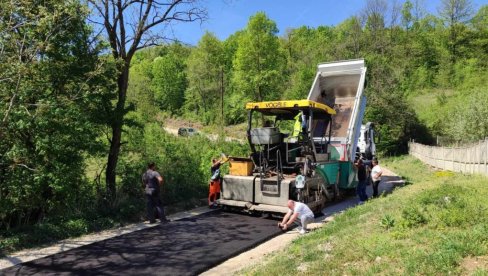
[401,205,428,228]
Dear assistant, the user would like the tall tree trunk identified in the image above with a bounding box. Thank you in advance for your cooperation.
[105,63,129,200]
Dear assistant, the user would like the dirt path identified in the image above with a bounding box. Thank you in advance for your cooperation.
[162,117,245,143]
[163,126,245,143]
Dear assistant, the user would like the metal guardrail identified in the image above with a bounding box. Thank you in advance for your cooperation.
[409,139,488,176]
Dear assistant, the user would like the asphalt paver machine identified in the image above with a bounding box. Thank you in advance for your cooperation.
[218,59,367,214]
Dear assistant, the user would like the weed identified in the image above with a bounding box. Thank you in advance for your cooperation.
[472,268,488,276]
[401,205,428,228]
[380,214,395,230]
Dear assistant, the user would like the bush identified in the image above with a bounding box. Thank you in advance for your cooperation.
[121,122,248,206]
[401,205,428,228]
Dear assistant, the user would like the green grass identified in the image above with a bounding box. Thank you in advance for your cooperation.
[241,155,488,275]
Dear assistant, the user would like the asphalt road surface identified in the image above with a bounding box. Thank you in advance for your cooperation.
[1,170,404,276]
[1,211,281,276]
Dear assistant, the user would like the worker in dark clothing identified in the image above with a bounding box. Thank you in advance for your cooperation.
[355,158,368,203]
[142,162,169,223]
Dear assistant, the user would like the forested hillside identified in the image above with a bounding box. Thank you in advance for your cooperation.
[1,0,487,251]
[130,2,488,149]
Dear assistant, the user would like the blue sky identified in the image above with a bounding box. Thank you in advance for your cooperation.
[168,0,488,45]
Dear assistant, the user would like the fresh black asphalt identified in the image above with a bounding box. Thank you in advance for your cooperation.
[1,211,283,276]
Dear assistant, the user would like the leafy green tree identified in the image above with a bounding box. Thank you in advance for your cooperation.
[334,17,363,59]
[438,0,474,63]
[362,0,388,54]
[470,5,488,67]
[220,31,244,125]
[184,32,225,124]
[0,0,112,229]
[232,12,286,104]
[128,58,157,123]
[447,89,488,141]
[152,54,187,113]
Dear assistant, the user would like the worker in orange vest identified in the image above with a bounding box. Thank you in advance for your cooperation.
[208,155,228,208]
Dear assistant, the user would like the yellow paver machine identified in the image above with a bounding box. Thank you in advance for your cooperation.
[218,59,367,214]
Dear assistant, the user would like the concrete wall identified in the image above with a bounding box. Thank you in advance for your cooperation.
[409,139,488,176]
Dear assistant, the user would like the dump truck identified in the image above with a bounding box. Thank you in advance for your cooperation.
[218,59,368,214]
[358,122,378,160]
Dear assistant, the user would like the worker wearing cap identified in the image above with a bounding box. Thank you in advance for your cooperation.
[278,200,314,234]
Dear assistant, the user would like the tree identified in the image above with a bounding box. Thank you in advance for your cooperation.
[412,0,427,20]
[152,53,187,113]
[334,16,363,59]
[0,0,112,228]
[361,0,388,54]
[438,0,474,62]
[447,89,488,141]
[232,12,286,104]
[87,0,207,200]
[184,32,225,124]
[402,0,414,30]
[470,5,488,66]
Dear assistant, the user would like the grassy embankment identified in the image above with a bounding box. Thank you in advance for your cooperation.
[243,155,488,275]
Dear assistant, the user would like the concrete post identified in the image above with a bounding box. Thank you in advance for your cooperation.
[485,138,488,176]
[479,140,482,174]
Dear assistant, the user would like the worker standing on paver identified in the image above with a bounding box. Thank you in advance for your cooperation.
[278,200,314,234]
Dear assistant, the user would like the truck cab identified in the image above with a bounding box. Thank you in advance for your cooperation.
[357,122,377,160]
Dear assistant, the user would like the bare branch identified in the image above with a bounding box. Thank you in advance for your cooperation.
[22,105,33,117]
[127,0,155,59]
[117,0,127,57]
[103,126,113,144]
[87,17,105,26]
[143,0,183,32]
[2,94,16,123]
[15,163,37,172]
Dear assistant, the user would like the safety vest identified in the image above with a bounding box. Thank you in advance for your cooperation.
[291,113,302,138]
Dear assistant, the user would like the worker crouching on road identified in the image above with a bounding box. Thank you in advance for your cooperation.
[208,157,226,208]
[278,200,314,234]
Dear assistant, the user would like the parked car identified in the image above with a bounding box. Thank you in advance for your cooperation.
[178,127,198,137]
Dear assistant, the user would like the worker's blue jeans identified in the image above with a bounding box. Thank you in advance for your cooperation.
[356,179,368,202]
